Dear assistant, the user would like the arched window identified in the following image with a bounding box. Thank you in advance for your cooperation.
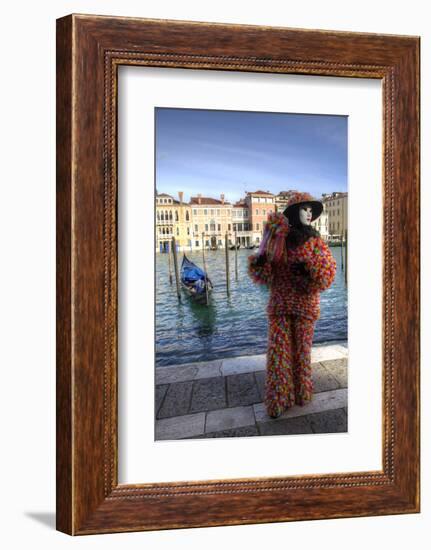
[160,212,164,221]
[186,211,190,221]
[169,211,173,221]
[156,211,160,221]
[175,211,178,222]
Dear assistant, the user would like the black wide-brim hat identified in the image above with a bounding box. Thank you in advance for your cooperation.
[283,191,323,221]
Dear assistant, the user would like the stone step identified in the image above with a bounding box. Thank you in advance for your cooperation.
[155,387,347,440]
[254,388,348,423]
[156,342,347,385]
[156,359,347,419]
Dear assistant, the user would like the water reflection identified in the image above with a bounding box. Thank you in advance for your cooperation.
[188,298,217,338]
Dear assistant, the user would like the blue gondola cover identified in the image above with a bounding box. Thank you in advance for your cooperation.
[180,255,211,295]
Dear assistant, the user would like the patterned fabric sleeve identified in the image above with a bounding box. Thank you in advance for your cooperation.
[248,254,273,286]
[297,237,337,292]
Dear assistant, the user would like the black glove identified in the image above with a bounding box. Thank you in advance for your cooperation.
[290,262,308,276]
[255,253,267,267]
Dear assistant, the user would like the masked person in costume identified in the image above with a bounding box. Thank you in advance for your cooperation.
[248,192,337,418]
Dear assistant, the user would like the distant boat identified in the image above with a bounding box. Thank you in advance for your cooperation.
[180,255,213,303]
[247,244,256,249]
[229,244,240,250]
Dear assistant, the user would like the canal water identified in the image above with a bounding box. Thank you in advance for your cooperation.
[156,247,347,367]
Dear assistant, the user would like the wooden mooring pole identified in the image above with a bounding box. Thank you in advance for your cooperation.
[340,234,344,271]
[344,229,348,285]
[225,232,230,296]
[201,232,206,266]
[234,229,238,281]
[167,241,173,284]
[201,232,209,306]
[171,236,181,301]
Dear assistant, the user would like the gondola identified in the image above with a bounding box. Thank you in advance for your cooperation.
[229,244,241,250]
[247,244,256,249]
[180,255,213,303]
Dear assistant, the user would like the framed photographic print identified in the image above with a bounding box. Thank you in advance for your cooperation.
[151,106,349,442]
[56,14,420,534]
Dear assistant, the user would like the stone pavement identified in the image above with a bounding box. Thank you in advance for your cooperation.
[155,342,348,440]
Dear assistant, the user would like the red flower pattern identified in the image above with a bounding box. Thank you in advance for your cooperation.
[248,212,337,417]
[265,314,315,417]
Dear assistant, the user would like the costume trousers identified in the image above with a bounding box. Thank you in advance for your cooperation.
[265,314,315,418]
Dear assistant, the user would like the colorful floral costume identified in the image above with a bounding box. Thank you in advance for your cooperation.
[249,211,336,417]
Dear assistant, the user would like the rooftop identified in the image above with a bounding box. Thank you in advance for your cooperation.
[190,197,231,206]
[277,190,298,197]
[323,192,348,201]
[247,190,274,197]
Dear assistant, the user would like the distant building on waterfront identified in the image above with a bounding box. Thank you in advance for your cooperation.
[322,191,348,242]
[312,210,329,241]
[155,193,175,252]
[190,194,232,250]
[232,200,252,247]
[245,190,275,245]
[155,192,192,252]
[155,189,347,251]
[274,190,299,213]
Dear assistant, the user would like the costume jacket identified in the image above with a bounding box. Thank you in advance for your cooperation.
[248,212,337,321]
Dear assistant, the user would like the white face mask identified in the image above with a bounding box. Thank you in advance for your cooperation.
[299,205,313,226]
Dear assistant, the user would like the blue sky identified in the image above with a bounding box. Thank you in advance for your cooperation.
[155,108,347,203]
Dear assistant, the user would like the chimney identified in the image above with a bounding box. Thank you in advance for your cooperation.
[197,193,202,204]
[221,193,225,204]
[178,191,184,204]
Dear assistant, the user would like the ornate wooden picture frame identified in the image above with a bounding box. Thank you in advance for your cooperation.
[56,14,420,535]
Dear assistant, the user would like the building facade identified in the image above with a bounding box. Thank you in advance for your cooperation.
[155,193,175,252]
[312,209,329,241]
[155,189,346,252]
[245,190,275,245]
[190,194,232,249]
[322,191,348,242]
[155,192,192,252]
[274,190,298,213]
[232,200,253,247]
